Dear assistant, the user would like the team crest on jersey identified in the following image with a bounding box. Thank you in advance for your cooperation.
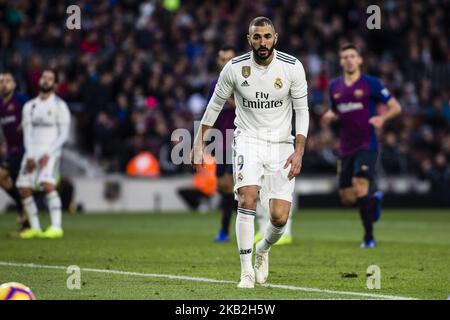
[274,78,283,89]
[354,89,364,98]
[241,66,251,78]
[7,104,14,111]
[237,172,244,181]
[333,93,341,99]
[47,110,52,116]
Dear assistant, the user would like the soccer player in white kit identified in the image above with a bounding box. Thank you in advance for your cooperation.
[192,17,309,288]
[17,70,71,239]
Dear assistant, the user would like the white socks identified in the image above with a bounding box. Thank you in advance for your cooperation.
[46,191,62,228]
[256,220,287,252]
[23,196,40,230]
[236,208,255,274]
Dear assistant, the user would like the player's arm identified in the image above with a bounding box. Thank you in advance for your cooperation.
[369,97,402,128]
[321,109,337,125]
[321,83,338,125]
[39,101,71,168]
[285,60,309,180]
[22,102,36,172]
[368,77,401,129]
[191,62,234,165]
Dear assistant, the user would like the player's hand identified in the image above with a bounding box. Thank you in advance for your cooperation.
[25,159,36,173]
[38,154,49,169]
[284,151,303,181]
[369,116,385,129]
[321,110,336,126]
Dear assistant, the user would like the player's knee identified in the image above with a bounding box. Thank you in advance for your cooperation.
[352,178,369,197]
[270,215,288,227]
[237,190,258,209]
[339,188,356,206]
[42,183,56,194]
[19,187,32,199]
[217,179,226,194]
[223,176,234,193]
[218,177,232,194]
[340,195,356,206]
[269,200,290,226]
[270,207,289,226]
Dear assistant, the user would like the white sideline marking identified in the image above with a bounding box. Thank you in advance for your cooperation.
[0,261,417,300]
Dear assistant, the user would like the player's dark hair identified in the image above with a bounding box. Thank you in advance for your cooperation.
[0,70,15,79]
[42,68,59,83]
[248,16,275,31]
[340,43,361,54]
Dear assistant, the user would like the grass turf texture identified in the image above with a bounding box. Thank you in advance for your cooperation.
[0,209,449,300]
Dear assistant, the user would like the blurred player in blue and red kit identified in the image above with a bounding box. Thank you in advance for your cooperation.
[208,46,237,242]
[0,71,29,231]
[322,44,401,248]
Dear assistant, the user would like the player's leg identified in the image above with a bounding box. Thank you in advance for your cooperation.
[257,199,290,250]
[0,165,28,230]
[254,182,269,244]
[370,177,383,223]
[38,156,63,238]
[337,156,357,206]
[254,198,290,284]
[233,135,263,288]
[256,179,293,246]
[236,185,258,288]
[17,187,41,238]
[254,143,295,284]
[353,177,374,247]
[9,153,30,230]
[353,150,379,248]
[16,158,41,238]
[274,199,294,246]
[214,166,236,242]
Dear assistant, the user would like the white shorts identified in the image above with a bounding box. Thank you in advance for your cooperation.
[16,155,60,189]
[232,135,295,203]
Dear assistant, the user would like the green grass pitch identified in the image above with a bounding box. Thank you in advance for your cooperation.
[0,209,449,300]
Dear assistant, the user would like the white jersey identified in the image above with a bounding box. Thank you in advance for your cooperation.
[22,93,71,159]
[206,49,308,143]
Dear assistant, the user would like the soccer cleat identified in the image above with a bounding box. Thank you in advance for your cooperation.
[237,272,255,289]
[274,234,293,246]
[360,239,376,249]
[214,230,229,242]
[373,191,383,222]
[254,247,269,284]
[253,231,263,244]
[19,228,43,239]
[41,226,64,239]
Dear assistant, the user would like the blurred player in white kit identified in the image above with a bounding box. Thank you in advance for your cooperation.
[193,17,309,288]
[17,69,71,239]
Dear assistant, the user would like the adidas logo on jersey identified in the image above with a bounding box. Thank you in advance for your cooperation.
[241,80,250,87]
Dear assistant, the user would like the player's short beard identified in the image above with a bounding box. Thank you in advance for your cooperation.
[39,84,54,93]
[1,88,14,98]
[252,44,275,61]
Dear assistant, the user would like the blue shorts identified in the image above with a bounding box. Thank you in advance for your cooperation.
[338,149,378,189]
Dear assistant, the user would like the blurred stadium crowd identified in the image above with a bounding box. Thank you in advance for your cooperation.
[0,0,449,179]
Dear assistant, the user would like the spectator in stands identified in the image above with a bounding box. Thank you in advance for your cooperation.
[0,0,448,185]
[420,153,450,207]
